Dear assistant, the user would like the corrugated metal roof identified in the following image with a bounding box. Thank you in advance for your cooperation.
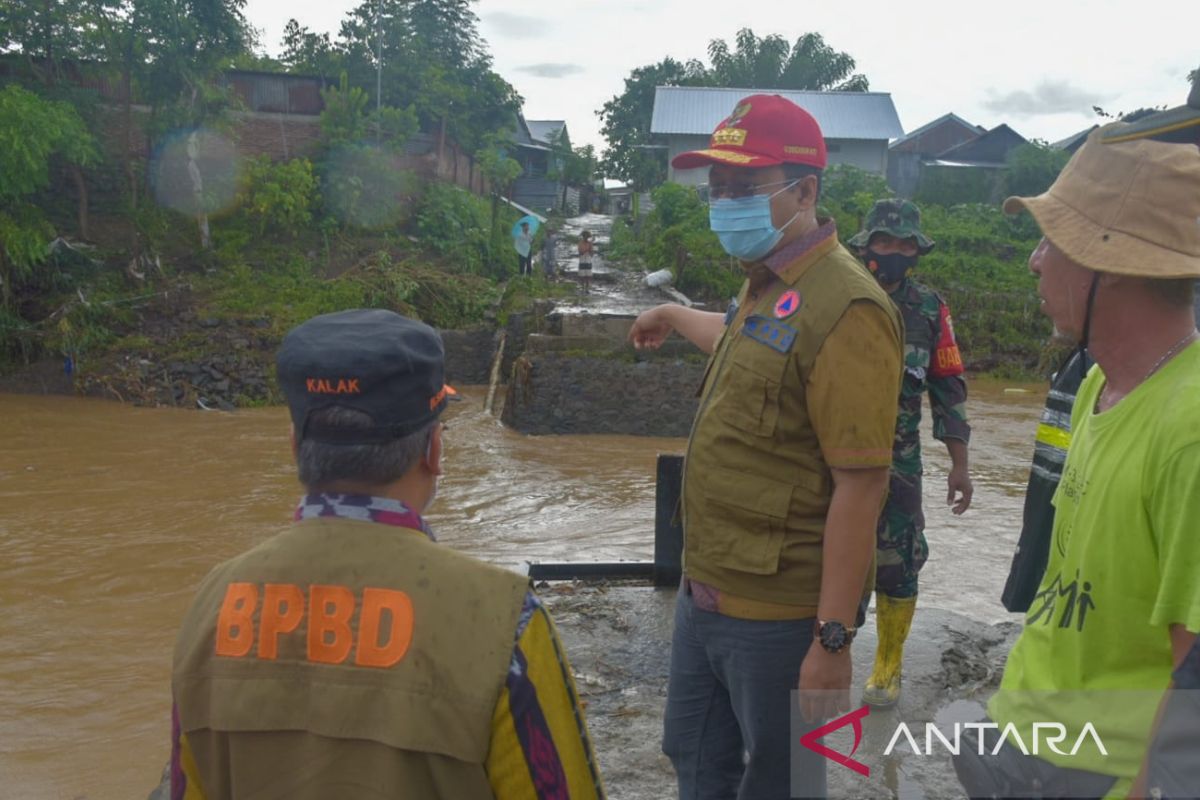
[889,112,981,149]
[651,86,903,141]
[527,120,567,145]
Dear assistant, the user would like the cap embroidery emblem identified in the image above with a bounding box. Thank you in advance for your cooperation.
[712,127,748,146]
[724,101,752,126]
[774,289,802,319]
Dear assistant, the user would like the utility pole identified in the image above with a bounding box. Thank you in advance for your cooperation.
[375,0,383,141]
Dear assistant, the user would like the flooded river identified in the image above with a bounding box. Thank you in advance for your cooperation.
[0,381,1044,799]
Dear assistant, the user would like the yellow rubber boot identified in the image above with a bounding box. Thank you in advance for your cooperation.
[863,594,917,708]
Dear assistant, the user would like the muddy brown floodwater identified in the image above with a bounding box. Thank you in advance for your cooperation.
[0,380,1043,799]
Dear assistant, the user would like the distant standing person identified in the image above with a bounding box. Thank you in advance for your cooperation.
[847,198,973,709]
[578,231,594,294]
[516,221,533,276]
[542,224,558,280]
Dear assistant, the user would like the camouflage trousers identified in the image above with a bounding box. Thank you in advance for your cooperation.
[875,470,927,599]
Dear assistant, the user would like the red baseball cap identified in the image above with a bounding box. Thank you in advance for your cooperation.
[671,94,827,171]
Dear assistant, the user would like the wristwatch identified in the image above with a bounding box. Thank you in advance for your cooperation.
[815,619,857,654]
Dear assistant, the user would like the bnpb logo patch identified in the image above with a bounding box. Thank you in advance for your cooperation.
[774,289,801,319]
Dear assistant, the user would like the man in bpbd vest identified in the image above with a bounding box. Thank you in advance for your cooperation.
[171,309,605,800]
[628,95,903,798]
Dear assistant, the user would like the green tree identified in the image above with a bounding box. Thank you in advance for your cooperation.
[238,157,317,235]
[331,0,520,154]
[545,128,597,187]
[474,134,522,275]
[1004,141,1070,198]
[279,19,342,79]
[0,0,99,71]
[318,75,417,149]
[708,29,868,91]
[598,57,707,189]
[819,164,891,237]
[316,77,419,230]
[0,85,97,308]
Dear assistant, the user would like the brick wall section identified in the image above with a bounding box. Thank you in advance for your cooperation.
[232,111,324,160]
[88,106,490,196]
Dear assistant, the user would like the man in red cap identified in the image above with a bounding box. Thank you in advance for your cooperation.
[629,95,903,798]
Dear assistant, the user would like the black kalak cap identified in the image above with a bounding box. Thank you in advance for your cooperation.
[276,309,454,445]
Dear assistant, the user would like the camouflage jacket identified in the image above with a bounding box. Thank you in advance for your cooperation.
[889,278,970,475]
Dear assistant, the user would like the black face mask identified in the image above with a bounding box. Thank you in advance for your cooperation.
[864,250,917,286]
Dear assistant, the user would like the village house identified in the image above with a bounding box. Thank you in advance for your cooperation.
[511,117,580,214]
[887,112,1028,200]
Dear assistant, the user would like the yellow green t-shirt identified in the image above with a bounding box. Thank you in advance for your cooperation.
[989,341,1200,787]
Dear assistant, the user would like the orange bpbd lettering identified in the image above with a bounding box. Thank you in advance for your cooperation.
[308,584,355,664]
[258,583,305,660]
[215,583,259,657]
[356,588,415,668]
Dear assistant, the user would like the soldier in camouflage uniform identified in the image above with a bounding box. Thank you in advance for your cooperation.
[848,199,973,707]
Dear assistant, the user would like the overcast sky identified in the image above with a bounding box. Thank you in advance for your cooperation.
[245,0,1196,155]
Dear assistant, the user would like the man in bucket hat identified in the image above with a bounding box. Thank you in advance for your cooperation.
[847,199,973,709]
[952,130,1200,799]
[628,95,902,798]
[170,309,605,800]
[1001,69,1200,614]
[1099,68,1200,800]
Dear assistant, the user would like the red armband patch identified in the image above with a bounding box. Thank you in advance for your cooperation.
[931,302,964,377]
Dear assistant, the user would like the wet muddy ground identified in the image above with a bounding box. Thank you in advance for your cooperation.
[543,583,1018,800]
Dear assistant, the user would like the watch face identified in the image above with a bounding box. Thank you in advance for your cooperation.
[820,622,849,652]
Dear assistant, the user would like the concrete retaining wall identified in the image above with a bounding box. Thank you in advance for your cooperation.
[501,345,705,437]
[438,327,496,386]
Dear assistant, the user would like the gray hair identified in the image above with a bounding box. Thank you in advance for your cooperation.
[296,406,436,489]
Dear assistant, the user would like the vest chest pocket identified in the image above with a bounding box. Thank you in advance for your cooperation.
[715,337,789,438]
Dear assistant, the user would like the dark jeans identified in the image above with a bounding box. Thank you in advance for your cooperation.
[518,253,533,276]
[662,588,826,799]
[952,720,1117,799]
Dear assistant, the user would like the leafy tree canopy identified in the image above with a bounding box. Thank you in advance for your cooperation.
[0,84,97,305]
[598,57,707,190]
[281,0,520,154]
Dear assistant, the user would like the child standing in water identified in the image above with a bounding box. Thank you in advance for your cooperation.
[577,231,594,294]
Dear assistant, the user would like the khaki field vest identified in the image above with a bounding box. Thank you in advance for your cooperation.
[173,516,529,800]
[683,239,902,606]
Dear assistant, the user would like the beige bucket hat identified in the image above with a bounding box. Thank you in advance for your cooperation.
[1002,126,1200,279]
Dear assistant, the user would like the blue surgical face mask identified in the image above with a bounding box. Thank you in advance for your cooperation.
[708,181,800,262]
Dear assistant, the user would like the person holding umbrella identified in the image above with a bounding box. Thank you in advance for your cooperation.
[514,220,534,276]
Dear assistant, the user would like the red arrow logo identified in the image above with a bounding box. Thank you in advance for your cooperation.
[799,705,871,777]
